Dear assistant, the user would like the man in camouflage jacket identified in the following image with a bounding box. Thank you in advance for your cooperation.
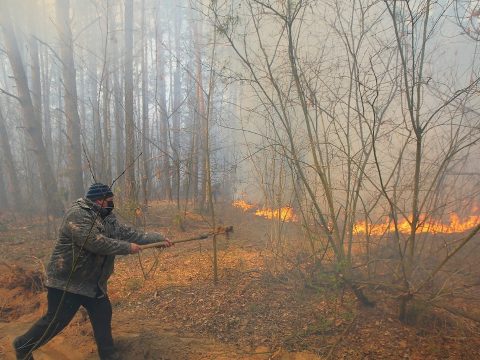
[13,183,172,360]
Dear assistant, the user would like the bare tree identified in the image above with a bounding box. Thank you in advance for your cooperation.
[1,5,63,215]
[111,0,125,184]
[171,0,183,207]
[124,0,136,202]
[0,107,23,209]
[141,0,151,206]
[55,0,84,199]
[155,5,172,200]
[207,0,480,316]
[0,154,7,209]
[193,14,205,209]
[40,42,54,166]
[379,0,480,320]
[207,0,376,304]
[455,0,480,41]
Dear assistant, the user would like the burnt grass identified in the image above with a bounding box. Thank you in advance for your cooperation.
[1,202,480,359]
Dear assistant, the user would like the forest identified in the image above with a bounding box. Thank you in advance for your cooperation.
[1,0,480,359]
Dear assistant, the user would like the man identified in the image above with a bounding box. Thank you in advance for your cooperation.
[13,183,172,360]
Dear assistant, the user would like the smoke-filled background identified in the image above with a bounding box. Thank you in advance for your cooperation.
[0,0,239,215]
[2,0,480,327]
[1,0,479,216]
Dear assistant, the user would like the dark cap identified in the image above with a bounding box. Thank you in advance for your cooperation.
[85,183,114,201]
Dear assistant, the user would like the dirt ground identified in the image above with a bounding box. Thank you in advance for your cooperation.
[1,202,480,359]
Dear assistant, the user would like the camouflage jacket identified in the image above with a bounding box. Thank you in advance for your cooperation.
[46,198,165,298]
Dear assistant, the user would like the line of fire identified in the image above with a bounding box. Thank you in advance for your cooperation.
[233,199,480,235]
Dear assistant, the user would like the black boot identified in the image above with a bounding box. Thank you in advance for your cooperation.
[99,345,121,360]
[100,350,121,360]
[12,337,35,360]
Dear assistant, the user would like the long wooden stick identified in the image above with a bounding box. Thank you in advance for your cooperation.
[139,226,234,250]
[139,234,209,250]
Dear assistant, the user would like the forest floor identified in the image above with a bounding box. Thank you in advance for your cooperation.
[0,201,480,359]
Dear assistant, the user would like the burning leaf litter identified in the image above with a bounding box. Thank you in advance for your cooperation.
[233,200,298,222]
[353,213,480,235]
[234,200,480,235]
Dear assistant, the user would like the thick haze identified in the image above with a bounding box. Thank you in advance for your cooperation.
[0,0,479,225]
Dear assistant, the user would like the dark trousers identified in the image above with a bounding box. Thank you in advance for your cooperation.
[14,287,115,359]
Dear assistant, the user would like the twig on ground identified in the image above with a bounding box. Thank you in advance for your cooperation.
[137,253,148,280]
[0,261,14,271]
[325,314,358,360]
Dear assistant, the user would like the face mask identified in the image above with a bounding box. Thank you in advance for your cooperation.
[98,207,111,218]
[96,200,114,218]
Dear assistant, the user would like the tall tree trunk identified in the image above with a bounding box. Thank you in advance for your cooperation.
[27,34,43,206]
[98,1,112,185]
[0,108,22,209]
[190,104,199,207]
[29,37,42,130]
[89,54,105,181]
[183,25,197,206]
[78,46,87,137]
[22,130,40,209]
[141,0,151,206]
[172,1,182,207]
[109,0,124,183]
[40,0,53,167]
[55,67,64,179]
[41,44,54,165]
[103,71,112,184]
[56,0,84,199]
[193,17,205,209]
[0,154,7,210]
[77,45,88,188]
[124,0,136,202]
[1,9,62,215]
[205,28,218,281]
[113,34,125,183]
[155,8,172,200]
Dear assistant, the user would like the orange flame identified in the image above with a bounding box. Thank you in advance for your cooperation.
[353,213,480,236]
[255,207,298,222]
[232,200,298,222]
[232,199,255,211]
